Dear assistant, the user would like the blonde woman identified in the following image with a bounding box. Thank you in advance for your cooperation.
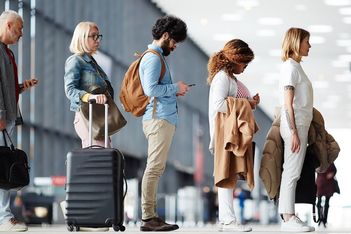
[207,39,258,232]
[278,27,314,232]
[64,22,112,148]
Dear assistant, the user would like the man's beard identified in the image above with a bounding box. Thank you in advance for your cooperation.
[161,39,171,56]
[10,32,20,42]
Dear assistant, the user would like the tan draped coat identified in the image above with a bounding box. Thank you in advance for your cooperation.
[213,98,259,190]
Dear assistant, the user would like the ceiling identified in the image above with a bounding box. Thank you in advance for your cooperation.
[152,0,351,129]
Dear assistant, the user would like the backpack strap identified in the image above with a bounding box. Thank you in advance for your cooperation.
[141,49,166,118]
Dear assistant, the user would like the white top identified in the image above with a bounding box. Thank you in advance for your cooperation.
[279,58,313,127]
[208,70,251,153]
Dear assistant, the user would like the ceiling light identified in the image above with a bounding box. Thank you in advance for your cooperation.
[308,25,333,33]
[213,33,235,41]
[343,17,351,24]
[258,17,283,25]
[221,14,242,21]
[295,4,307,11]
[324,0,351,6]
[257,29,276,37]
[339,7,351,15]
[309,36,326,44]
[237,0,259,10]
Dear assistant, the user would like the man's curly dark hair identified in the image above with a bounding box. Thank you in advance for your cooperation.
[152,15,187,43]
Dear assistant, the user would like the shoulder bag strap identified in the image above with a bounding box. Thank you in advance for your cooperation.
[143,49,166,118]
[2,129,15,150]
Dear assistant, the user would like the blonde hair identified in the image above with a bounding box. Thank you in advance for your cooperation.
[281,27,310,62]
[0,10,22,26]
[69,21,98,55]
[207,39,254,85]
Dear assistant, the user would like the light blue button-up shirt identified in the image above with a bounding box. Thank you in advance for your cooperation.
[139,44,179,126]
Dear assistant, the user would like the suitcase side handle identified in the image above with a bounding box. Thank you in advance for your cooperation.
[88,99,109,148]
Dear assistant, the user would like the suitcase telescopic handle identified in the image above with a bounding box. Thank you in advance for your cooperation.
[88,99,109,148]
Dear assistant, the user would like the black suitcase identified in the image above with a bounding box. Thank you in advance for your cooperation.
[65,100,126,232]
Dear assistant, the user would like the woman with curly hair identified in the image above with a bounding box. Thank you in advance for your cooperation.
[207,39,259,232]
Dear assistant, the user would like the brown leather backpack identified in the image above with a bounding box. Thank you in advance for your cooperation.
[119,49,166,117]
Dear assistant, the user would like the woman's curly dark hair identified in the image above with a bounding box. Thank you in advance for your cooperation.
[152,15,187,42]
[207,39,254,84]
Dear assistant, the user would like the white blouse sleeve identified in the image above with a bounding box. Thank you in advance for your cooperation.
[211,72,236,113]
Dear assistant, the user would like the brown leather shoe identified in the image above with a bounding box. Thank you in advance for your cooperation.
[140,217,179,232]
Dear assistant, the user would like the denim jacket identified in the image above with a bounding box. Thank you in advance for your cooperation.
[64,53,112,112]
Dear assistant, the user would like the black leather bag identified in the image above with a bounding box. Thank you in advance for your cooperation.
[0,130,30,190]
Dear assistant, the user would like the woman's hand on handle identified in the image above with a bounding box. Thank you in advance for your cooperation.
[89,94,107,104]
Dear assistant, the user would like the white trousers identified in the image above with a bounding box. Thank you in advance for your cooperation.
[0,121,15,223]
[73,112,111,148]
[278,124,309,214]
[218,187,236,224]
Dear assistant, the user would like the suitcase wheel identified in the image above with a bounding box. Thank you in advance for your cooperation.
[67,224,74,232]
[113,224,125,232]
[67,224,80,232]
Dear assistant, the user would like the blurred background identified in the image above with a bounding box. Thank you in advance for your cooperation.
[2,0,350,229]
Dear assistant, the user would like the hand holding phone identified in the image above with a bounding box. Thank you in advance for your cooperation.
[22,78,38,91]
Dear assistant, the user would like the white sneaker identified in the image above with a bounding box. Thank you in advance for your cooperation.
[219,220,252,232]
[281,216,315,232]
[0,218,28,232]
[60,200,67,219]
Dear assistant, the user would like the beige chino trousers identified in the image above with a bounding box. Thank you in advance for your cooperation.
[141,119,175,219]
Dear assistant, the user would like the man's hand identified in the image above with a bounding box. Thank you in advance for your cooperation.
[176,81,189,97]
[22,78,38,91]
[0,118,6,131]
[89,94,107,104]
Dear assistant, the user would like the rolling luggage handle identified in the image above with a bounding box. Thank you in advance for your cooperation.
[88,99,128,199]
[88,99,109,148]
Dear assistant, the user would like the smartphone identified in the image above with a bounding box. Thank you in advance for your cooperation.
[188,84,196,87]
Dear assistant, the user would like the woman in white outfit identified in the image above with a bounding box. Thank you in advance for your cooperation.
[207,39,259,232]
[278,28,315,232]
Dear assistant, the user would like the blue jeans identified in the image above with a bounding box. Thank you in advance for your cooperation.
[0,121,15,223]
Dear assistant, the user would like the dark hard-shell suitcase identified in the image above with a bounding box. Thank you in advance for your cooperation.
[65,100,126,232]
